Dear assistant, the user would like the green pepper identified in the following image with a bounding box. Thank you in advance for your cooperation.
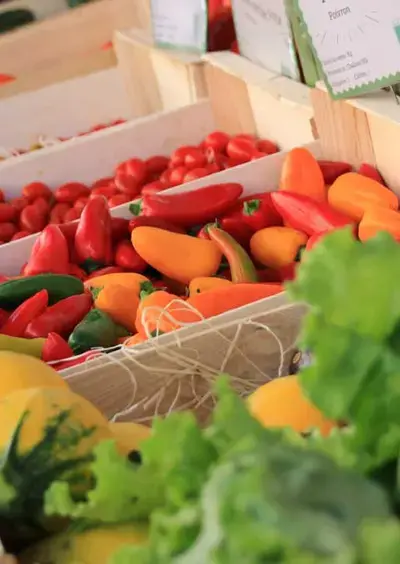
[68,309,129,355]
[0,274,84,310]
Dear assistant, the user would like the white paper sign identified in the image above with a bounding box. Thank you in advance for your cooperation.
[296,0,400,98]
[232,0,300,80]
[150,0,208,53]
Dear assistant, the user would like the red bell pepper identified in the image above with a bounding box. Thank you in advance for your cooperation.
[74,195,113,271]
[270,191,354,237]
[128,215,185,234]
[277,263,298,282]
[53,350,101,371]
[219,212,253,248]
[24,225,70,276]
[358,163,386,185]
[206,225,258,283]
[318,160,352,184]
[114,240,147,273]
[42,332,74,362]
[1,289,48,337]
[24,293,93,339]
[131,183,243,227]
[242,193,282,232]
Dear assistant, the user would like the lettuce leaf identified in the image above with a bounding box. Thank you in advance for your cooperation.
[287,229,400,470]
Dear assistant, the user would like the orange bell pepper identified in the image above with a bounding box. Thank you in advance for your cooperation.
[279,148,326,202]
[358,207,400,242]
[250,227,308,269]
[328,173,398,221]
[188,277,233,297]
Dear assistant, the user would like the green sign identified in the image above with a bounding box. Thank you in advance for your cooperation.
[295,0,400,99]
[150,0,208,53]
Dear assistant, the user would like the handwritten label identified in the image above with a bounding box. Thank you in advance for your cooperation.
[296,0,400,97]
[151,0,207,52]
[232,0,300,79]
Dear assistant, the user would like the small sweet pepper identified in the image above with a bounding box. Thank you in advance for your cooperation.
[68,309,130,354]
[24,225,70,276]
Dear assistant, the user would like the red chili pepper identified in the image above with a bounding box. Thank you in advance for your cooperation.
[270,191,354,237]
[42,332,74,362]
[358,163,386,185]
[24,225,70,276]
[86,266,125,279]
[318,160,352,184]
[128,215,186,234]
[24,293,93,339]
[114,240,147,273]
[131,183,243,227]
[74,195,113,271]
[242,194,282,232]
[53,350,101,371]
[206,225,258,283]
[1,289,48,337]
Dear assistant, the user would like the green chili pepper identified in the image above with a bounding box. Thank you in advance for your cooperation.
[68,309,129,355]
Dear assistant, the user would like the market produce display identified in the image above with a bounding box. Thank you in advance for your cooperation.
[0,131,279,243]
[2,227,400,562]
[0,118,127,161]
[0,147,398,370]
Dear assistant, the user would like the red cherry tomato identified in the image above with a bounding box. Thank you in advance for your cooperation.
[111,218,130,242]
[91,184,118,199]
[0,222,17,242]
[124,158,147,185]
[114,240,147,273]
[33,197,51,215]
[55,182,90,203]
[91,177,114,189]
[169,166,188,187]
[22,182,52,202]
[9,197,29,213]
[257,139,279,155]
[0,203,17,222]
[235,133,256,141]
[159,169,172,186]
[114,172,141,197]
[74,197,89,212]
[108,194,131,207]
[184,148,207,170]
[226,137,257,163]
[11,230,31,241]
[69,263,87,280]
[19,205,47,232]
[49,202,71,224]
[169,146,198,168]
[184,168,210,183]
[63,208,82,222]
[203,131,230,153]
[140,181,166,196]
[145,155,169,176]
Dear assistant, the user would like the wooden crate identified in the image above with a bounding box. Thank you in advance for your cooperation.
[114,28,208,118]
[311,83,400,194]
[203,51,316,149]
[0,0,150,98]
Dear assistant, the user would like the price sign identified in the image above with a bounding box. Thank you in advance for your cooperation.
[232,0,300,80]
[295,0,400,98]
[150,0,208,53]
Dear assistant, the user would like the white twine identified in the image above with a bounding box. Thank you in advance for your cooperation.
[61,299,301,424]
